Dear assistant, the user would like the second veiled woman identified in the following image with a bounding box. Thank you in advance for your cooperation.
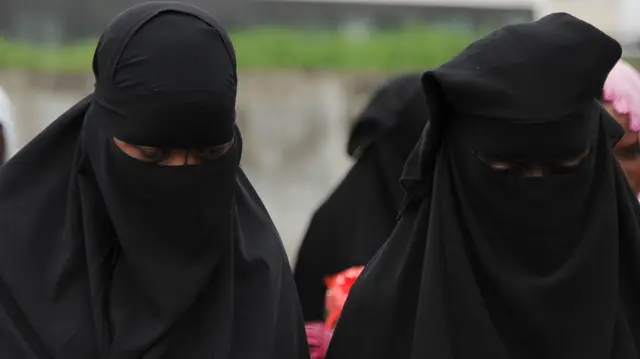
[294,74,427,322]
[326,13,640,359]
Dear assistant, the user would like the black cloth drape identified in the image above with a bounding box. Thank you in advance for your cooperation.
[0,2,308,358]
[294,74,428,321]
[326,13,640,359]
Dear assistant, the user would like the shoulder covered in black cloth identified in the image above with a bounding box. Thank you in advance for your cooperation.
[0,2,309,358]
[326,12,640,359]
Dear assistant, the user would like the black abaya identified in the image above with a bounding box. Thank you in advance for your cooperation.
[326,13,640,359]
[0,3,309,358]
[294,74,428,322]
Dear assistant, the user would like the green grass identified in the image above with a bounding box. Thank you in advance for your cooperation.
[0,38,96,72]
[0,27,478,72]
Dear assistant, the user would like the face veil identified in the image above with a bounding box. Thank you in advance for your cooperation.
[325,13,640,359]
[0,2,308,358]
[446,109,600,274]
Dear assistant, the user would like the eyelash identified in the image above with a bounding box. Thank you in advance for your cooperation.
[135,144,232,163]
[616,142,640,159]
[488,164,580,176]
[476,152,588,175]
[194,147,228,161]
[138,147,171,163]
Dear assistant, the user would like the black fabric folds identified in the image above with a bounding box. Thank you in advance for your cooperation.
[0,2,309,358]
[325,13,640,359]
[293,74,427,321]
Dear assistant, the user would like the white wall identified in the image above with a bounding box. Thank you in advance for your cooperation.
[618,0,640,40]
[270,0,640,40]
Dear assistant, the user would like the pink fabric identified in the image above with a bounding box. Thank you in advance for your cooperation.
[603,60,640,199]
[603,60,640,132]
[305,322,333,359]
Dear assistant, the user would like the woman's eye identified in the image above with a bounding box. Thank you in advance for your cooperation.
[195,139,234,161]
[137,146,170,163]
[560,152,589,167]
[476,153,512,172]
[558,157,583,167]
[195,148,224,161]
[489,162,511,171]
[616,143,640,159]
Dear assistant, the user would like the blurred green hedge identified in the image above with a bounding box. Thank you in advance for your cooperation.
[0,27,477,72]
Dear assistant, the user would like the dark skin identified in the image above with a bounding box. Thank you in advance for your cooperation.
[113,137,234,166]
[605,103,640,194]
[478,150,590,178]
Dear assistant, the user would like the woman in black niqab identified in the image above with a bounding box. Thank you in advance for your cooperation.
[0,2,309,358]
[325,13,640,359]
[294,74,427,322]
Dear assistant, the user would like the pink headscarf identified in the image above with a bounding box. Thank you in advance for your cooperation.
[603,60,640,131]
[604,60,640,199]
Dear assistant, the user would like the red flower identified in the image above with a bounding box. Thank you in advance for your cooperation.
[323,266,365,329]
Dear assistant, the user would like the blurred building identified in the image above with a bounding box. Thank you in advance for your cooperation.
[0,0,536,42]
[256,0,640,51]
[0,0,248,42]
[0,0,637,51]
[248,0,536,32]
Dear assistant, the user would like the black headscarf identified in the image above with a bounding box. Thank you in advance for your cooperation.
[325,13,640,359]
[293,74,427,322]
[0,3,309,358]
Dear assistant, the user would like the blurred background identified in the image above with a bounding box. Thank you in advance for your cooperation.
[0,0,639,263]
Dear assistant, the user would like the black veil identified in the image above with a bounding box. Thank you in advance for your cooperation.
[294,74,427,321]
[326,13,640,359]
[0,3,308,358]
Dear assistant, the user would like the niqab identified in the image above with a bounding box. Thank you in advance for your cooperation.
[0,3,308,358]
[325,13,640,359]
[294,75,427,321]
